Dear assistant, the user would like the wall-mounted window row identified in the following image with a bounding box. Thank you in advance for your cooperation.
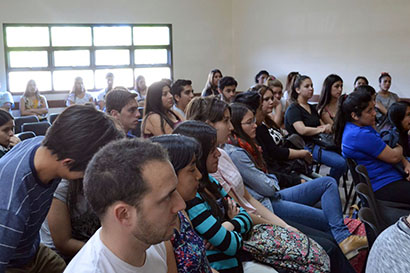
[4,24,173,93]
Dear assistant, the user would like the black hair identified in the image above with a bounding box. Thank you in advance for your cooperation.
[142,81,179,134]
[106,88,137,113]
[0,109,13,126]
[42,105,123,171]
[255,70,269,83]
[202,69,223,96]
[317,74,343,115]
[379,72,391,83]
[388,101,410,156]
[84,138,169,218]
[170,79,192,99]
[333,87,373,147]
[185,96,231,123]
[354,76,369,86]
[285,72,299,92]
[257,86,281,129]
[173,120,228,221]
[290,74,311,102]
[218,76,238,91]
[151,134,201,174]
[233,91,261,114]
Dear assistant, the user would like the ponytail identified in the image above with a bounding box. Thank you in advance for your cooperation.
[290,74,310,103]
[333,94,350,147]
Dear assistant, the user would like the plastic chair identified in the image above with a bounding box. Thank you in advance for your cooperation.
[14,115,39,134]
[49,113,59,124]
[21,121,51,136]
[15,131,36,141]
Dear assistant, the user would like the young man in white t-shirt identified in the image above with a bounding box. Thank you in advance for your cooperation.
[64,139,186,273]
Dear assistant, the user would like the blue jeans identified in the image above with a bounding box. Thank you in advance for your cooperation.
[307,145,347,183]
[271,176,351,243]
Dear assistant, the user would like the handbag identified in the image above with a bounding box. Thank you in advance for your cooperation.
[312,133,338,151]
[243,224,330,273]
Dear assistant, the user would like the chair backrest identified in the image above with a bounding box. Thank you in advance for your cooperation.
[346,158,362,186]
[15,131,36,141]
[21,121,51,136]
[14,115,39,133]
[49,113,59,124]
[358,207,379,250]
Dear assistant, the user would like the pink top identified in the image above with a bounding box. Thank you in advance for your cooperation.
[211,148,257,214]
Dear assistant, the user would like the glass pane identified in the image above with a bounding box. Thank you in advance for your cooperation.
[6,27,49,47]
[8,71,51,93]
[54,50,90,67]
[93,26,132,46]
[9,51,48,68]
[133,26,170,45]
[134,49,168,64]
[51,27,92,46]
[95,69,133,89]
[95,49,130,66]
[134,67,171,87]
[53,70,94,91]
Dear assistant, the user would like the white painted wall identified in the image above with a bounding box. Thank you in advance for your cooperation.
[232,0,410,97]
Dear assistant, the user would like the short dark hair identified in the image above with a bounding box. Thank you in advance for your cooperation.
[170,79,192,99]
[379,72,391,83]
[255,70,269,83]
[218,76,237,91]
[354,76,369,86]
[106,88,137,113]
[84,138,169,218]
[0,109,13,126]
[42,105,123,171]
[389,101,410,133]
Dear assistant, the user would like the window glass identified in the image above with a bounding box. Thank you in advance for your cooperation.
[51,26,92,46]
[54,50,90,67]
[9,51,48,68]
[53,70,94,91]
[9,71,51,93]
[6,27,49,47]
[93,26,132,46]
[134,49,168,64]
[95,68,134,89]
[133,26,170,45]
[95,49,130,66]
[134,67,171,87]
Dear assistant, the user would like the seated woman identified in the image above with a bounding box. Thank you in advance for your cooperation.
[376,72,400,130]
[151,134,216,273]
[264,79,286,127]
[40,179,100,260]
[0,110,19,158]
[227,103,367,258]
[141,80,181,138]
[173,121,278,273]
[66,77,94,106]
[354,76,368,88]
[134,75,148,106]
[20,79,49,120]
[388,101,410,158]
[202,69,223,97]
[284,74,347,183]
[334,86,410,205]
[317,74,343,126]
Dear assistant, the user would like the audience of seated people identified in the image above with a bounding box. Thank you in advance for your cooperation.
[19,79,49,120]
[1,68,410,272]
[170,79,194,119]
[65,77,94,106]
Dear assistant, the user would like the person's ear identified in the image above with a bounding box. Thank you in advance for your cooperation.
[113,202,134,226]
[217,88,223,95]
[205,120,214,127]
[110,109,120,119]
[351,112,359,121]
[175,94,181,103]
[60,158,74,168]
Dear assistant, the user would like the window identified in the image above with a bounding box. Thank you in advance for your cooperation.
[4,24,173,93]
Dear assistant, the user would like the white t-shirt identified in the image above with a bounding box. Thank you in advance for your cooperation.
[66,92,94,106]
[64,228,167,273]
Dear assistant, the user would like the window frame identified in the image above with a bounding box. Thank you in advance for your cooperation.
[3,23,173,94]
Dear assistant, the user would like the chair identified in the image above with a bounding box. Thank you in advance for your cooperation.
[49,113,59,124]
[15,131,36,141]
[21,121,51,136]
[343,158,361,212]
[358,207,379,251]
[14,115,39,134]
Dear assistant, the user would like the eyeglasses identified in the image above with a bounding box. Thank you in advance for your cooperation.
[241,118,256,126]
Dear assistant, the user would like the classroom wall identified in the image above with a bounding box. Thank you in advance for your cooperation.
[232,0,410,97]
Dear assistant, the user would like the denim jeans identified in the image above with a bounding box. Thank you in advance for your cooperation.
[307,145,347,183]
[270,176,351,244]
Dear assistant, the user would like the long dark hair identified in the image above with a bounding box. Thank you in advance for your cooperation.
[0,109,13,127]
[257,85,281,129]
[150,134,201,173]
[185,96,231,123]
[388,101,410,155]
[230,103,266,170]
[143,81,179,134]
[202,69,222,96]
[285,72,299,93]
[317,74,343,115]
[173,120,228,221]
[333,86,374,147]
[290,74,311,102]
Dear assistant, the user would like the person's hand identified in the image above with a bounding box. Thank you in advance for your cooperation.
[318,125,327,133]
[272,98,280,107]
[203,239,216,250]
[226,197,240,219]
[403,160,410,181]
[301,150,313,164]
[324,124,332,134]
[9,135,21,147]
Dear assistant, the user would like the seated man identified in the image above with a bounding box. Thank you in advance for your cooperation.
[97,72,114,111]
[0,105,122,272]
[65,138,186,272]
[218,76,237,103]
[106,87,140,137]
[170,79,194,119]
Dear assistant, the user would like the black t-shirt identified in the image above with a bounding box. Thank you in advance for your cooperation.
[285,103,320,143]
[256,123,290,164]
